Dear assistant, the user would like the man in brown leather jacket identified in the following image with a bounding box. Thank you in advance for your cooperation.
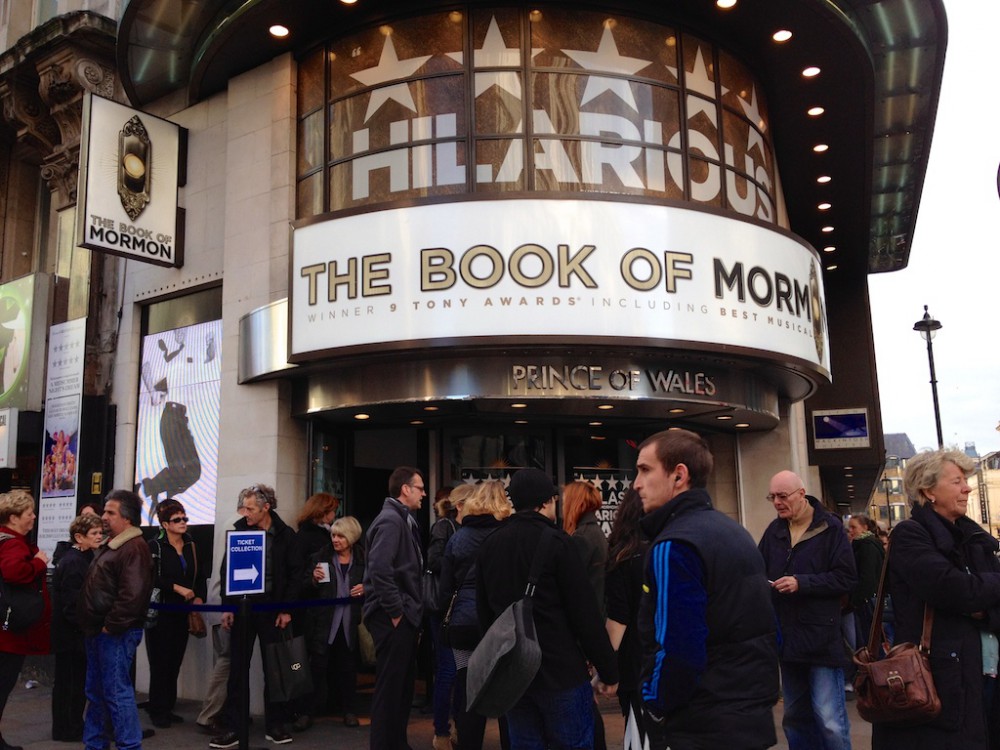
[79,490,153,750]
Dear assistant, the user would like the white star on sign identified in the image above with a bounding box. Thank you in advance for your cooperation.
[350,34,432,122]
[737,85,767,160]
[562,24,651,112]
[672,45,728,125]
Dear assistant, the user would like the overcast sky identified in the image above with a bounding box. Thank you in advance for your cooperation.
[867,0,999,456]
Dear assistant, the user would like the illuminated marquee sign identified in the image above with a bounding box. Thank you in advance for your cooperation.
[77,93,186,267]
[291,199,830,377]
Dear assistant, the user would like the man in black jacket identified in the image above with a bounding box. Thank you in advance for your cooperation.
[361,466,426,750]
[759,470,856,750]
[476,468,618,748]
[80,490,153,750]
[635,430,778,750]
[209,484,302,749]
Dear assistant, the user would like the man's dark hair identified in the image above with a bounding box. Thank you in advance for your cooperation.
[638,429,714,488]
[388,466,422,499]
[105,488,142,526]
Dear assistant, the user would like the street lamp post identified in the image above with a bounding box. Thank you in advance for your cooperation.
[913,305,944,449]
[881,476,893,529]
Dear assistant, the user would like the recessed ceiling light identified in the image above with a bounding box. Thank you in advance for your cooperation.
[772,29,792,43]
[823,246,836,253]
[590,435,607,441]
[340,0,357,4]
[844,466,853,470]
[845,474,854,478]
[423,405,439,412]
[716,415,734,421]
[818,202,832,210]
[514,420,528,425]
[589,421,603,426]
[802,66,821,78]
[410,420,423,425]
[669,408,685,414]
[597,404,614,410]
[269,24,289,38]
[817,175,832,183]
[716,0,737,8]
[813,143,829,153]
[354,413,370,420]
[735,422,750,428]
[826,264,839,271]
[821,225,834,233]
[511,403,527,409]
[807,106,825,117]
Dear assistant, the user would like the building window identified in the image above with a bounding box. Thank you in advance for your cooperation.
[296,6,777,222]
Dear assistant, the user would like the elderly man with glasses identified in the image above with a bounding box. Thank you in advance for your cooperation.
[758,470,857,750]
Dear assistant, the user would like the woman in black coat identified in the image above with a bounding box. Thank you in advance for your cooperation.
[295,493,340,562]
[437,480,511,750]
[51,514,104,741]
[145,499,206,728]
[300,516,365,727]
[872,449,1000,750]
[604,489,648,750]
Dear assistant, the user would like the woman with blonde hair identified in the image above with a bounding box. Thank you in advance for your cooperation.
[872,449,1000,750]
[438,480,512,749]
[301,516,365,729]
[0,490,50,750]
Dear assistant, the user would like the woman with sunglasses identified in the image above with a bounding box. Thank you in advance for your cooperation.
[145,498,205,728]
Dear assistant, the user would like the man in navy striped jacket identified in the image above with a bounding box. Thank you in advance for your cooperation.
[634,430,779,750]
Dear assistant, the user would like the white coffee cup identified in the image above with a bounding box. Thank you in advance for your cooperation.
[317,562,331,583]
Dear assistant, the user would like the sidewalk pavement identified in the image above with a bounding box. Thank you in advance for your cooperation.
[8,668,872,750]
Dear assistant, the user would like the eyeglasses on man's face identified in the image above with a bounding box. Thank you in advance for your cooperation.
[766,488,804,503]
[167,516,189,523]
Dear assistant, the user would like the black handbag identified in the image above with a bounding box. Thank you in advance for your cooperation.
[0,533,44,632]
[422,569,443,615]
[263,629,314,703]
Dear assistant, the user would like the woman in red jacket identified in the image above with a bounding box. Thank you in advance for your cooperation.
[0,489,51,750]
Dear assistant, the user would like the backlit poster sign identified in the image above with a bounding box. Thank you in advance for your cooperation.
[134,319,222,525]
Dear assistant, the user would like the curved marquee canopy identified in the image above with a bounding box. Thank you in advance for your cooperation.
[116,0,946,279]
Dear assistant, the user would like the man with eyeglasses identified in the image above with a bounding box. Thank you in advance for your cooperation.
[758,470,857,750]
[362,466,426,750]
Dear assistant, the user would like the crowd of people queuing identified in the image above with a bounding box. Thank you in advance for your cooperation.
[0,441,996,749]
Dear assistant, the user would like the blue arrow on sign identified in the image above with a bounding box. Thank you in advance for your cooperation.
[225,529,266,596]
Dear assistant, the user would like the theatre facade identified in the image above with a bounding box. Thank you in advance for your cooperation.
[0,0,946,543]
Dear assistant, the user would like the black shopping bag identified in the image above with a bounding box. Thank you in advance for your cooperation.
[263,631,313,703]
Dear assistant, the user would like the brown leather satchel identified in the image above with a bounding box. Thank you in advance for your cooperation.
[853,538,941,725]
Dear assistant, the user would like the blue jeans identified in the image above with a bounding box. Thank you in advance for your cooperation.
[780,663,852,750]
[84,629,144,750]
[506,681,594,749]
[429,615,456,737]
